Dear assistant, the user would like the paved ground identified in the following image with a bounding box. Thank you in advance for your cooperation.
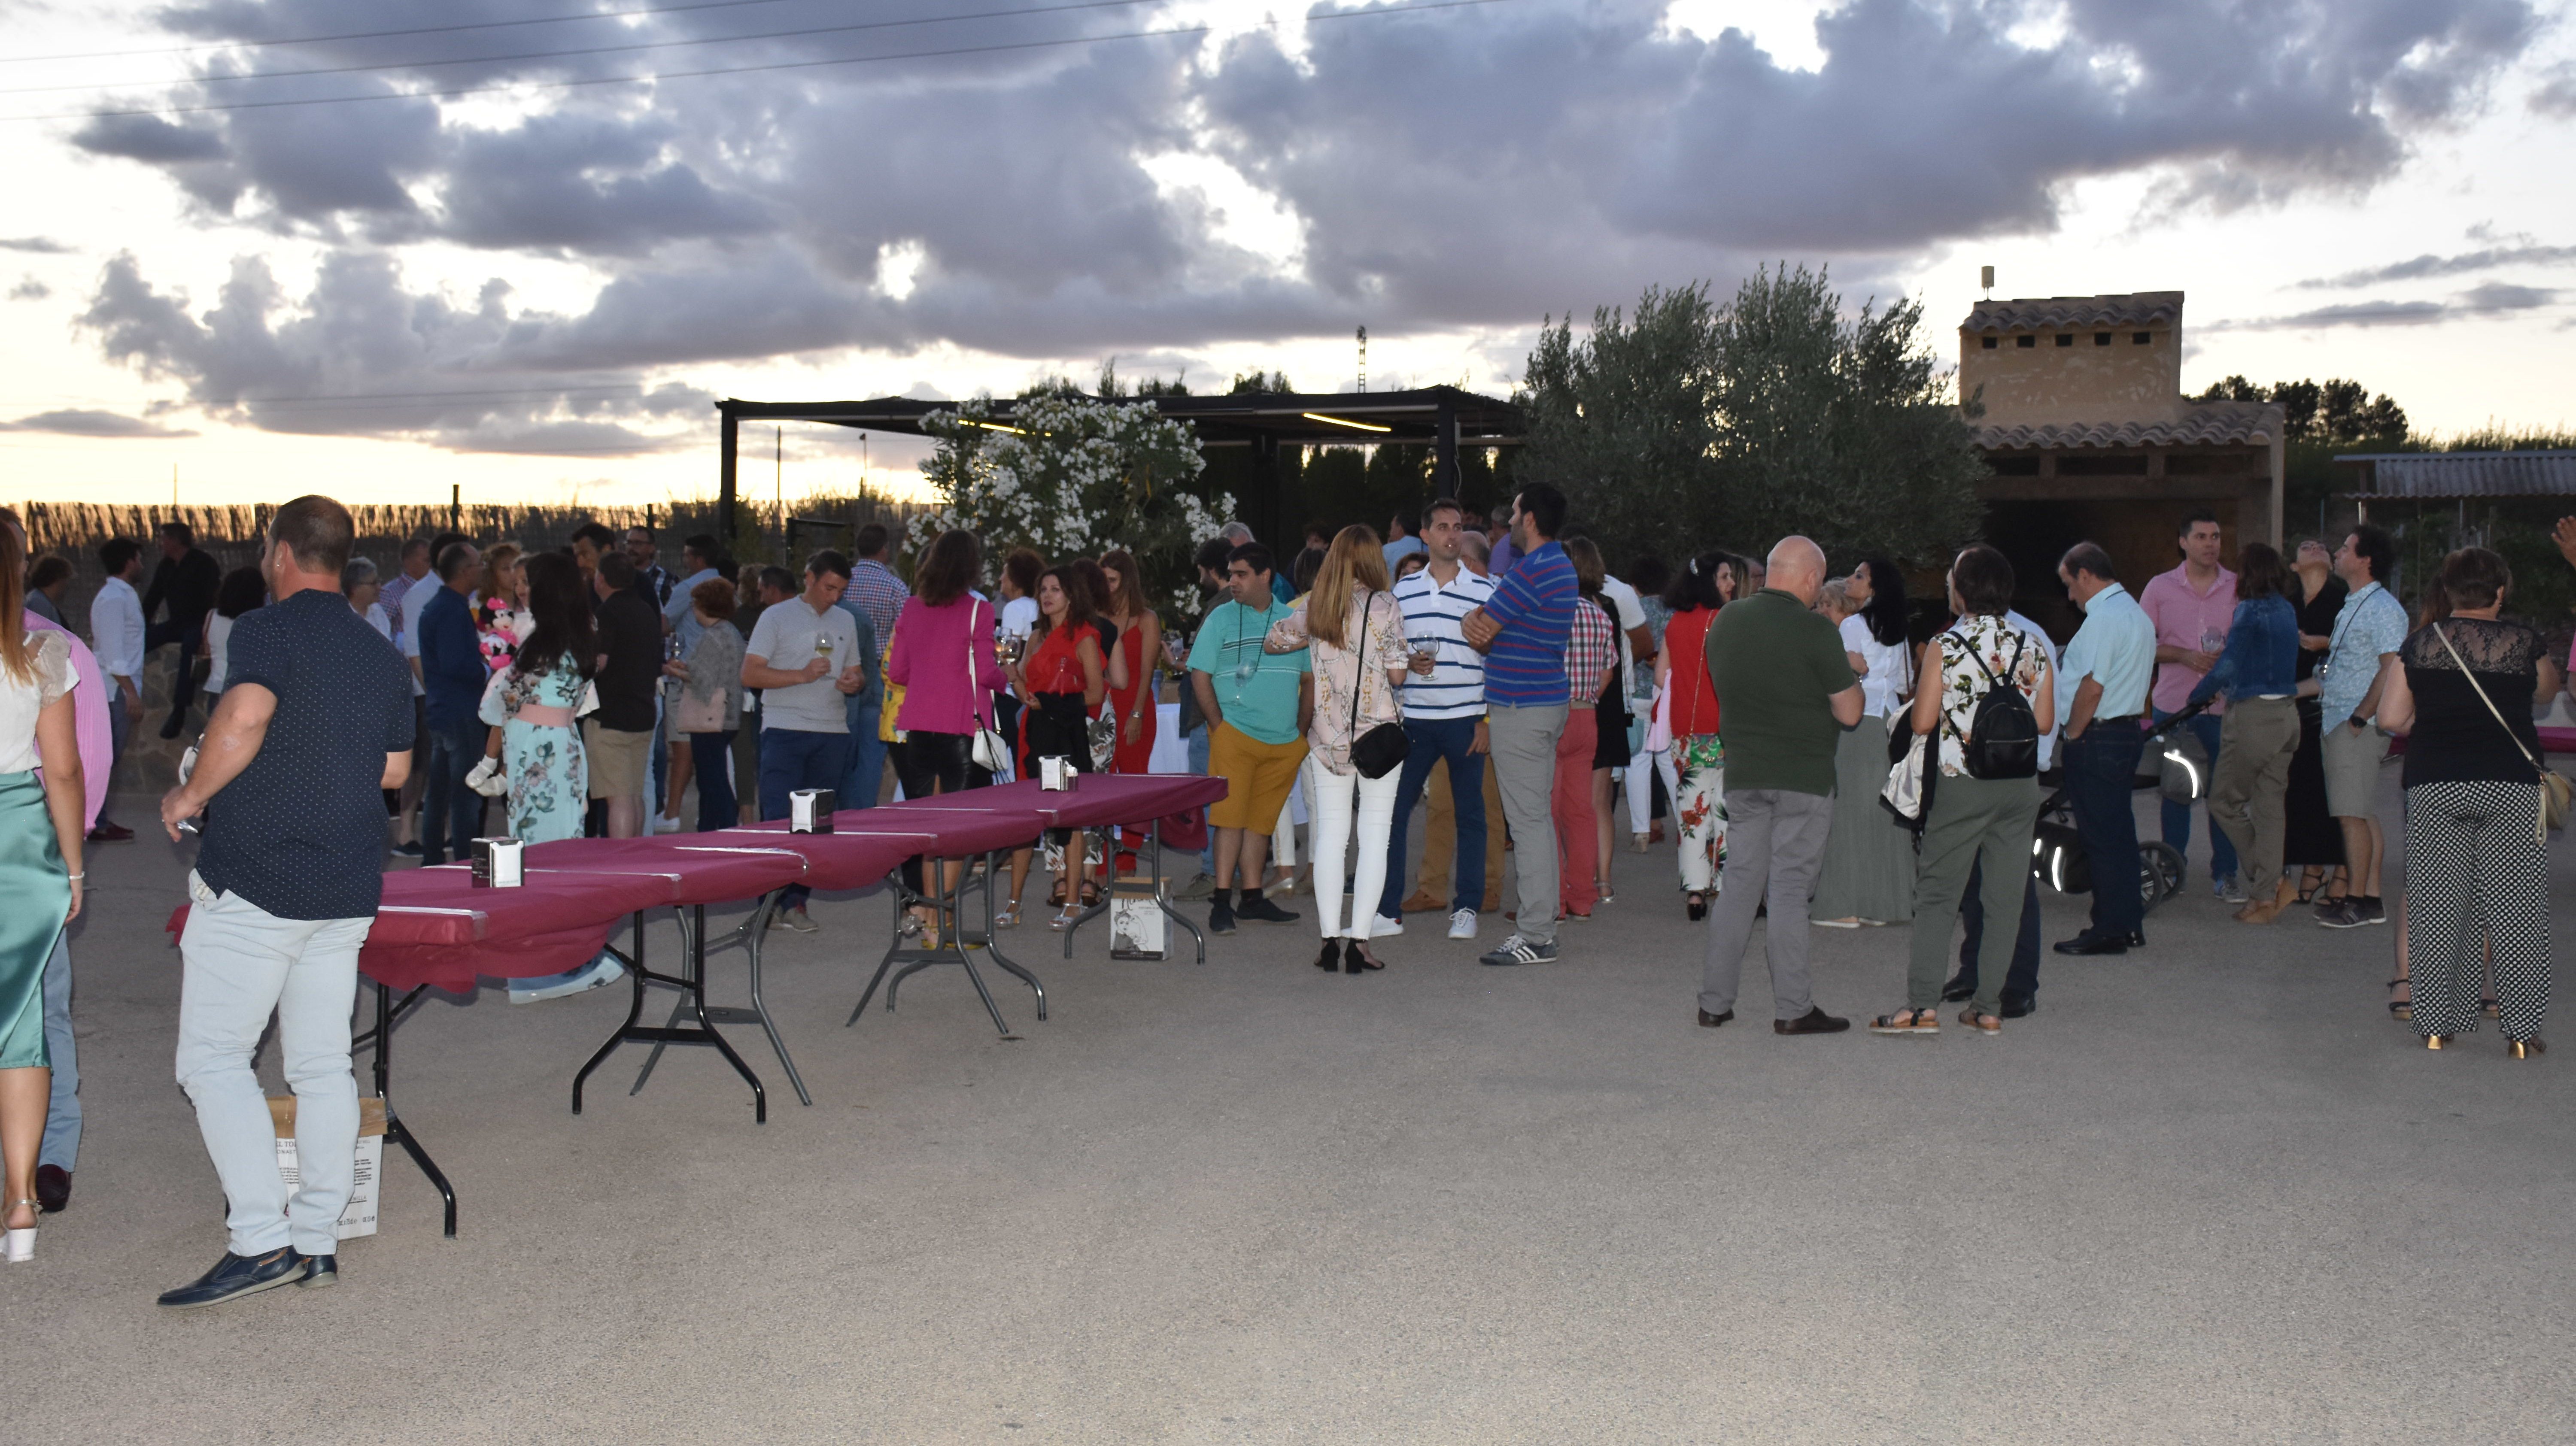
[13,778,2576,1444]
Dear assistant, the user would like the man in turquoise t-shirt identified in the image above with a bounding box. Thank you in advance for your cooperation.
[1188,543,1312,935]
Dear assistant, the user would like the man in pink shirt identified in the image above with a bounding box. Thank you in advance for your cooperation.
[2138,509,2240,897]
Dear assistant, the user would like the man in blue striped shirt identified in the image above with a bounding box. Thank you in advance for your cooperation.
[1374,498,1496,941]
[1460,483,1577,965]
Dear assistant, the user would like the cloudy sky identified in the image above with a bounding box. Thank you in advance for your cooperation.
[1,0,2570,508]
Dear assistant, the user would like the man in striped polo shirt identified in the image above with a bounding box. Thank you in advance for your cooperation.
[1373,498,1496,942]
[1460,483,1577,966]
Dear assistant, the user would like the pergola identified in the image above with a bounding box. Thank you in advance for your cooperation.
[714,385,1524,539]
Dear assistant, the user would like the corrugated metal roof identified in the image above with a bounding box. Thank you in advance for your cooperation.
[1963,291,2183,333]
[1976,401,2278,451]
[2336,451,2576,498]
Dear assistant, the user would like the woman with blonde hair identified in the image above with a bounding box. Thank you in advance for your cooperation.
[1266,525,1408,972]
[0,518,84,1259]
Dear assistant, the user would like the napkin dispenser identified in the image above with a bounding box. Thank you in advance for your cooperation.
[471,836,525,888]
[1039,756,1078,791]
[790,788,836,833]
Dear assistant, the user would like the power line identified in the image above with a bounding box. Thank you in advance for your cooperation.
[10,0,1519,123]
[0,0,1162,97]
[1,0,818,65]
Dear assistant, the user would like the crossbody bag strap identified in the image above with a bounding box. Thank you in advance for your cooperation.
[965,599,987,732]
[1347,590,1370,740]
[2432,623,2548,779]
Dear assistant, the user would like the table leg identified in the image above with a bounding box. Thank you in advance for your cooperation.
[574,907,768,1124]
[1060,825,1113,958]
[1151,827,1208,965]
[974,849,1047,1019]
[848,858,1017,1038]
[368,981,457,1239]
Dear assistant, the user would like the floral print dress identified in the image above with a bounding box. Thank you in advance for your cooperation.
[478,656,588,843]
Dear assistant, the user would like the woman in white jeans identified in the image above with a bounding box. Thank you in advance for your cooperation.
[1267,525,1409,973]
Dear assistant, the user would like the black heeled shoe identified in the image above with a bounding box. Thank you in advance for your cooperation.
[1345,941,1383,973]
[1314,939,1343,972]
[1685,891,1707,922]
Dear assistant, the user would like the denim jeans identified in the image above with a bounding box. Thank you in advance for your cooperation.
[688,731,737,833]
[760,727,851,909]
[2063,722,2146,938]
[420,718,486,865]
[842,694,887,809]
[175,876,372,1257]
[1378,716,1487,919]
[1187,724,1212,876]
[2154,708,2236,882]
[40,932,77,1170]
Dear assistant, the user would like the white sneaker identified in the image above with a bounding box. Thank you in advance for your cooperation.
[651,814,684,834]
[507,955,626,1003]
[1447,908,1478,941]
[1370,913,1404,938]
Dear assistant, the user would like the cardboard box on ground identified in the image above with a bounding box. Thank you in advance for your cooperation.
[267,1096,388,1240]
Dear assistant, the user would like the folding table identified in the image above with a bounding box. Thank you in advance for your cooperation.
[898,776,1227,962]
[519,839,811,1122]
[728,807,1049,1037]
[169,864,671,1238]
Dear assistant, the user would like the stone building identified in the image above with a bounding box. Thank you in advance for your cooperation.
[1960,291,2284,633]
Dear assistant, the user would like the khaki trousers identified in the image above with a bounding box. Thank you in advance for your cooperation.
[2208,694,2302,899]
[1417,756,1505,907]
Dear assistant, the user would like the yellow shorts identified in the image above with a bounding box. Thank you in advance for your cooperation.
[583,720,653,799]
[1206,722,1307,833]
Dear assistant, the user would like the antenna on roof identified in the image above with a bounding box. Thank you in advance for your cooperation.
[1980,265,1994,297]
[1356,325,1367,394]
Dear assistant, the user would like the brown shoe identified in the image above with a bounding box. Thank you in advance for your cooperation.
[1399,891,1444,914]
[1773,1006,1850,1036]
[1698,1009,1733,1028]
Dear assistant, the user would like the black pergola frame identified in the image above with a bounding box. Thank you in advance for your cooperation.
[714,385,1522,539]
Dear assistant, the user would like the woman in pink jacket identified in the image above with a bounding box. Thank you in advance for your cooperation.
[883,529,1007,943]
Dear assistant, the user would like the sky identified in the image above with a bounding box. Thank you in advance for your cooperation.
[0,0,2570,510]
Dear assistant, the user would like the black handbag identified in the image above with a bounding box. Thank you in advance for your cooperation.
[1347,590,1410,780]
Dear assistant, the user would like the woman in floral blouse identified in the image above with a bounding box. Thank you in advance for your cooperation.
[1266,525,1408,973]
[1871,544,2054,1039]
[477,551,593,845]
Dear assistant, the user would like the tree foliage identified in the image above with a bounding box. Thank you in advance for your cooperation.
[2193,374,2409,445]
[1517,266,1985,569]
[916,393,1230,617]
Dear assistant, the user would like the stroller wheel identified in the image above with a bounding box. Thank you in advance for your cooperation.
[2139,842,2185,914]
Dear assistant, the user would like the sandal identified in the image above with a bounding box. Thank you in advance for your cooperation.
[1868,1007,1939,1035]
[1048,905,1083,931]
[1078,880,1103,909]
[2387,977,2412,1021]
[993,904,1022,930]
[1957,1007,2002,1037]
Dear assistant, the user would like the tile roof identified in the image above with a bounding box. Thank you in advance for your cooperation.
[2335,450,2576,498]
[1975,401,2279,451]
[1964,291,2184,333]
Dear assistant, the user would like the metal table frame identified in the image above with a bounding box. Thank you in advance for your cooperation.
[1058,815,1206,964]
[573,907,771,1123]
[847,844,1046,1038]
[350,979,459,1238]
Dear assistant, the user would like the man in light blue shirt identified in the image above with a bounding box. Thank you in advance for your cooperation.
[2313,525,2407,928]
[2050,542,2158,955]
[1380,510,1427,574]
[653,534,727,831]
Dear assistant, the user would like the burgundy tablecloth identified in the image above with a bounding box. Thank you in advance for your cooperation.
[882,774,1226,832]
[522,837,811,904]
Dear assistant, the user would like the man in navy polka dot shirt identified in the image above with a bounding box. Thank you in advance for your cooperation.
[155,495,416,1311]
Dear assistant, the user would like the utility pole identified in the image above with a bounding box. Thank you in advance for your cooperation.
[1356,325,1367,393]
[449,482,460,533]
[775,426,784,552]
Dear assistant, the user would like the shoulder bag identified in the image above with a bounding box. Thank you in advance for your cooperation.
[965,600,1012,775]
[1348,591,1411,779]
[2432,623,2571,837]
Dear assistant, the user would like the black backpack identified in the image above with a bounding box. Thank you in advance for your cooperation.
[1953,629,2038,780]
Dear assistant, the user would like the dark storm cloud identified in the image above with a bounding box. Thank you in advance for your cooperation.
[2295,242,2576,288]
[2215,281,2557,330]
[62,0,2548,443]
[76,251,705,453]
[0,408,198,437]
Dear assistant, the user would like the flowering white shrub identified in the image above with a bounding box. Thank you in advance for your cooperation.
[917,393,1233,616]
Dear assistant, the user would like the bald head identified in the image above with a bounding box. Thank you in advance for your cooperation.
[1765,536,1828,604]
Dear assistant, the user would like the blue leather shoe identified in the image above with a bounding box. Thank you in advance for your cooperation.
[299,1253,338,1288]
[156,1246,305,1310]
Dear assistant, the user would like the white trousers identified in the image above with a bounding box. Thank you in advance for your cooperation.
[1307,762,1401,939]
[175,874,371,1258]
[1625,746,1677,835]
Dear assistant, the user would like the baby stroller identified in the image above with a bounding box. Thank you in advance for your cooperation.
[2029,700,2211,916]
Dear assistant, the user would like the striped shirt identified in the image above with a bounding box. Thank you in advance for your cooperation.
[1392,565,1493,720]
[1481,540,1576,708]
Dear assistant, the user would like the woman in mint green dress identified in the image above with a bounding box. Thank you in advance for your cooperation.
[477,552,592,845]
[1,524,84,1261]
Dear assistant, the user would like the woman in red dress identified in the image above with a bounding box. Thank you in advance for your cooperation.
[1004,567,1106,928]
[1098,549,1164,885]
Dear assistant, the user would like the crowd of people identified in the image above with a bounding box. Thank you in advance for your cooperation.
[0,482,2562,1296]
